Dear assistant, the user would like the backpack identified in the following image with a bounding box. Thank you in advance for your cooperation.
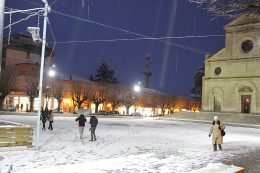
[221,129,226,136]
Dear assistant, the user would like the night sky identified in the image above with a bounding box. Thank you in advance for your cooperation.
[4,0,228,96]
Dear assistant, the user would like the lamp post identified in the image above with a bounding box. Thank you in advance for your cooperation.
[36,0,50,150]
[0,0,6,81]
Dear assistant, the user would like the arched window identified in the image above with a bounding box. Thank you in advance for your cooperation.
[238,86,253,92]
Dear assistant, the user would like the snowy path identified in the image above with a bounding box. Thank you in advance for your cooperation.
[0,115,260,172]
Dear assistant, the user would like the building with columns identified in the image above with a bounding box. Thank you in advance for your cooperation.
[202,13,260,114]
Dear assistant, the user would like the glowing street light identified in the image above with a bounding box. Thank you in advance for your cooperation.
[48,68,55,77]
[133,85,141,92]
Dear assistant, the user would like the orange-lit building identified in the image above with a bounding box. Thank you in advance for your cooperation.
[2,35,185,116]
[2,34,52,111]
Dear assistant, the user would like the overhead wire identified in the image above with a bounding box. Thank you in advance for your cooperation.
[46,17,57,68]
[51,10,212,55]
[50,0,59,7]
[6,3,222,55]
[22,0,42,7]
[3,12,40,30]
[4,7,44,43]
[48,34,224,44]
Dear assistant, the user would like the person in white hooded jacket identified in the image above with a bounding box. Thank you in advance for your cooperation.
[209,116,225,151]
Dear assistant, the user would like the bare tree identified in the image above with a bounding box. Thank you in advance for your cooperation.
[165,95,177,115]
[105,84,123,114]
[43,85,52,109]
[71,81,94,112]
[52,80,63,112]
[157,94,169,116]
[92,83,106,113]
[26,81,38,112]
[0,67,16,110]
[119,87,135,115]
[145,92,160,116]
[189,0,260,19]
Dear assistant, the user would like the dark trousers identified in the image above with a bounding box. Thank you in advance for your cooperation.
[90,127,96,141]
[48,121,53,130]
[42,121,46,130]
[213,144,222,151]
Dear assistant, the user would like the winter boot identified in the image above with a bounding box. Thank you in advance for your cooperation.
[218,144,222,150]
[213,144,217,151]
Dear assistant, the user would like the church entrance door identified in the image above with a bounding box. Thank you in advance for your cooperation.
[213,96,221,112]
[241,95,251,113]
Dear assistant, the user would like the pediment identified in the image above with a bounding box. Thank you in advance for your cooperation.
[205,48,226,62]
[225,13,260,29]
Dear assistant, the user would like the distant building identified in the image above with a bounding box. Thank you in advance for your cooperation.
[202,13,260,114]
[2,35,179,115]
[2,34,52,111]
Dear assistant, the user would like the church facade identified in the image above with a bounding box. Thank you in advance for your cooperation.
[202,13,260,114]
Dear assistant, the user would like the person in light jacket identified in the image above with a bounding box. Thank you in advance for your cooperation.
[75,114,86,140]
[48,110,54,130]
[209,116,225,151]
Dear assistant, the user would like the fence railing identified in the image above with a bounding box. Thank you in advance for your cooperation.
[0,126,34,147]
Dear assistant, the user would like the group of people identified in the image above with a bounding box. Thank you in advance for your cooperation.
[41,108,223,148]
[40,107,54,131]
[75,114,98,141]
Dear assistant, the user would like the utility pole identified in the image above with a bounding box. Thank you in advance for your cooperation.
[0,0,6,80]
[36,0,50,151]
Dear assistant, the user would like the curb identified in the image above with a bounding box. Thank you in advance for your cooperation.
[158,117,260,129]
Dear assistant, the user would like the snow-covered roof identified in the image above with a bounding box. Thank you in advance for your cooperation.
[55,72,93,83]
[225,13,260,29]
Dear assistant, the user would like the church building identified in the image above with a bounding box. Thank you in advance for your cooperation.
[202,13,260,114]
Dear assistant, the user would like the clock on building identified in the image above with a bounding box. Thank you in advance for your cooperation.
[241,40,253,53]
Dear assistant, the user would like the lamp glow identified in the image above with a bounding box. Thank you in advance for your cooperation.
[48,69,55,77]
[134,85,141,92]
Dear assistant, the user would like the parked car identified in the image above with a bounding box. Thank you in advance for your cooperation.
[131,112,141,116]
[90,110,109,115]
[98,110,110,115]
[108,110,119,115]
[53,109,63,113]
[2,105,16,112]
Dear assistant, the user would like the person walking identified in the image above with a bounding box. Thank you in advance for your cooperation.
[209,116,225,151]
[75,114,86,140]
[40,107,48,131]
[20,103,23,111]
[48,110,54,130]
[89,115,98,141]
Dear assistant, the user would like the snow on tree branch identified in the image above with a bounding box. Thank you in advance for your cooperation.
[189,0,260,19]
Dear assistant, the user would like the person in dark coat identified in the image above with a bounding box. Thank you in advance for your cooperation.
[89,115,98,141]
[40,107,48,130]
[75,114,86,139]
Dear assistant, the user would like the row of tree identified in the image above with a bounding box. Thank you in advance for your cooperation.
[0,62,201,114]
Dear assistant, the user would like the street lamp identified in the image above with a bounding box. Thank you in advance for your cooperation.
[133,81,141,93]
[48,65,56,77]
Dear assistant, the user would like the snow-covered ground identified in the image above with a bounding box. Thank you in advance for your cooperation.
[1,115,260,173]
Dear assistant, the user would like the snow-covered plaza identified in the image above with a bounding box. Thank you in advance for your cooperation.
[1,115,260,172]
